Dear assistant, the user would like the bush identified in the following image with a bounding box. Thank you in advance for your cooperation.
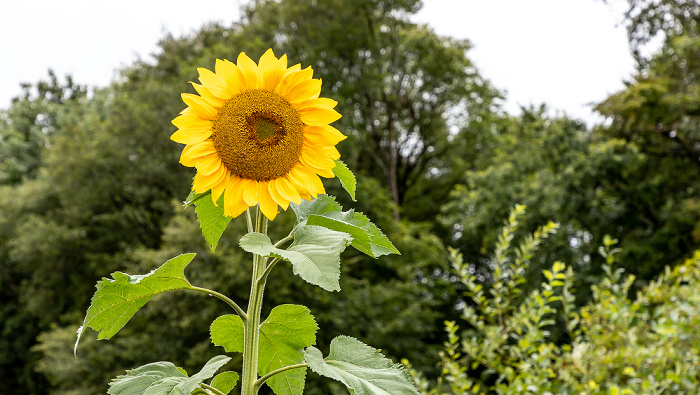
[408,206,700,394]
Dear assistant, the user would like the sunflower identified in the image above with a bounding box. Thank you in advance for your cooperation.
[171,49,346,221]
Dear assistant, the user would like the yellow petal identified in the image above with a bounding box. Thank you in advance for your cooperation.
[290,166,325,197]
[218,59,246,96]
[301,148,336,172]
[276,66,313,97]
[224,176,249,218]
[237,52,259,91]
[267,179,290,211]
[295,97,337,111]
[241,178,259,206]
[321,145,341,160]
[171,128,212,145]
[211,170,230,206]
[193,164,227,193]
[191,82,226,108]
[284,63,301,77]
[172,112,211,129]
[287,79,323,104]
[303,125,347,146]
[279,54,288,70]
[180,140,216,167]
[257,181,279,220]
[181,93,218,120]
[275,177,302,205]
[299,106,342,126]
[198,67,231,100]
[258,49,284,91]
[196,155,223,176]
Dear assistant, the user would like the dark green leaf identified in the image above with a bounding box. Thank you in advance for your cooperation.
[332,160,356,201]
[193,192,231,253]
[76,254,196,354]
[210,315,244,353]
[259,305,318,395]
[304,336,419,395]
[210,371,239,394]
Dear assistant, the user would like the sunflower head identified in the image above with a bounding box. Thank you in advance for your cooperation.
[171,49,346,220]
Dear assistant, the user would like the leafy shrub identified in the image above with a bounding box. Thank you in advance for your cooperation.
[407,205,700,394]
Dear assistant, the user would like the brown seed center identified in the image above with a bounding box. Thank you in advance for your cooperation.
[212,89,303,181]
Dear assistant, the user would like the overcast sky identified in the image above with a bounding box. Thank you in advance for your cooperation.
[1,0,636,124]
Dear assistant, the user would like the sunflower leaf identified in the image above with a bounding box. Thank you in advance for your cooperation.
[290,195,342,224]
[210,371,239,394]
[293,197,399,258]
[210,314,244,353]
[304,336,419,395]
[107,355,231,395]
[259,305,317,395]
[239,226,352,291]
[210,305,317,395]
[191,192,231,253]
[332,160,356,201]
[75,254,196,355]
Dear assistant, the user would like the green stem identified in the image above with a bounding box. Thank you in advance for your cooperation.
[253,363,309,391]
[188,286,247,322]
[258,257,281,285]
[241,207,268,395]
[200,382,226,395]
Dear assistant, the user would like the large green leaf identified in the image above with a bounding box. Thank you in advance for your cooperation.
[290,195,342,224]
[75,254,196,354]
[186,190,231,253]
[210,371,239,395]
[292,196,399,258]
[332,159,356,201]
[239,226,351,291]
[259,305,317,395]
[304,336,419,395]
[107,355,231,395]
[210,315,244,353]
[210,305,318,395]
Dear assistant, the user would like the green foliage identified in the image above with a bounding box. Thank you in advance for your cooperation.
[210,371,240,395]
[76,254,196,351]
[412,208,700,394]
[294,195,400,258]
[239,227,352,292]
[305,336,419,395]
[107,355,231,395]
[189,191,232,253]
[211,305,318,395]
[331,160,356,201]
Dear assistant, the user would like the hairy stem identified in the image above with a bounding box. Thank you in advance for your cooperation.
[241,207,268,395]
[188,286,247,322]
[200,382,226,395]
[254,363,309,391]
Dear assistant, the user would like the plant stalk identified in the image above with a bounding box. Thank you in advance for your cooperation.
[241,207,268,395]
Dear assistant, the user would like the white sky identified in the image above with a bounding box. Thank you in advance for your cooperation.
[1,0,636,124]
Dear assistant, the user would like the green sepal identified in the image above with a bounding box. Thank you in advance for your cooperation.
[107,355,231,395]
[239,226,352,291]
[332,159,356,201]
[185,190,231,253]
[292,196,399,258]
[75,253,196,355]
[304,336,419,395]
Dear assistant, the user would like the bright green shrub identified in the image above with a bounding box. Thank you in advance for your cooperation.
[408,206,700,394]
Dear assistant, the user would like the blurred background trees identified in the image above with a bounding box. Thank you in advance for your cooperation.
[0,0,698,393]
